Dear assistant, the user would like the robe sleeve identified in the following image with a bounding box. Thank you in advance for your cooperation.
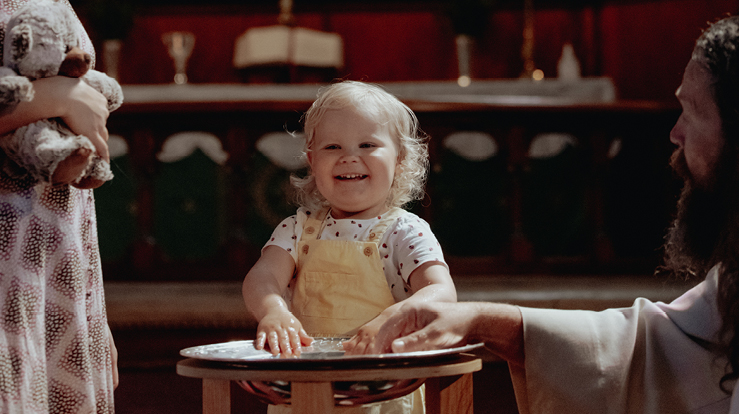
[513,269,733,414]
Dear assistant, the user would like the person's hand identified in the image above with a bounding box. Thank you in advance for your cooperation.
[344,263,459,355]
[33,77,111,162]
[255,310,313,357]
[107,325,119,389]
[342,313,391,355]
[51,147,93,185]
[372,302,477,354]
[372,302,525,365]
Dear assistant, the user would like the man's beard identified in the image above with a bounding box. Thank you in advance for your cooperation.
[663,147,729,277]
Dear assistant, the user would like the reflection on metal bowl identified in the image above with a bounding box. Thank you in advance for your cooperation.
[180,338,485,406]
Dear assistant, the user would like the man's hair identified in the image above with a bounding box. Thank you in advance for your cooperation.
[291,80,429,211]
[664,15,739,391]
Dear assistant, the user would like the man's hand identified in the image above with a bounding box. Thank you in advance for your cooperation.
[371,301,524,365]
[372,302,472,354]
[342,312,391,355]
[346,263,459,355]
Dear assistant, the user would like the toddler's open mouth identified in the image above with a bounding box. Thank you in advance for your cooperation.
[336,174,368,180]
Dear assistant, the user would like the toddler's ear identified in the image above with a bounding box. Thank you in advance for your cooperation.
[306,150,314,167]
[9,23,32,64]
[395,155,404,172]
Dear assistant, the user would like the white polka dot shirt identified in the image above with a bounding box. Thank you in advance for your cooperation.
[264,207,448,302]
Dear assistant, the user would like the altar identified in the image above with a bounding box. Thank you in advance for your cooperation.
[102,78,679,282]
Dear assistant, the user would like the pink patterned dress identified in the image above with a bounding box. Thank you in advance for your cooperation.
[0,1,115,413]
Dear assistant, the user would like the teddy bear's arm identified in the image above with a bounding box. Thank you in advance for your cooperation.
[0,67,34,108]
[81,70,123,111]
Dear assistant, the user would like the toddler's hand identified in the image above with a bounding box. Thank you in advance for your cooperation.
[342,314,390,356]
[255,310,313,357]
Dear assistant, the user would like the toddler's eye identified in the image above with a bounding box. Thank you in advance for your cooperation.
[360,142,376,148]
[324,144,339,150]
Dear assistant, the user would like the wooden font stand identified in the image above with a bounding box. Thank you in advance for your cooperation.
[177,353,482,414]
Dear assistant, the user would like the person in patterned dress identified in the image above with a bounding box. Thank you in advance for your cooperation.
[0,0,117,412]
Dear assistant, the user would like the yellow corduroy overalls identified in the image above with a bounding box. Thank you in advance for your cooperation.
[269,208,425,414]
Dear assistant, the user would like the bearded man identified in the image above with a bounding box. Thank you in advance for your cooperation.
[346,15,739,414]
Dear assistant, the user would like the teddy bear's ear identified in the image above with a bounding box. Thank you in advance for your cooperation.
[8,23,33,64]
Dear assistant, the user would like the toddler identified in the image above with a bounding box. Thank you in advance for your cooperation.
[242,80,457,413]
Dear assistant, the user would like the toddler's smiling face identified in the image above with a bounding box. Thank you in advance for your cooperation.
[308,106,400,219]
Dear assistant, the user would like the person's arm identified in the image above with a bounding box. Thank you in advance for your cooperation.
[342,261,457,355]
[0,76,111,161]
[242,245,312,357]
[371,301,525,367]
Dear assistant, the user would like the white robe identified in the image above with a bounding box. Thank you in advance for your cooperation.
[513,266,737,413]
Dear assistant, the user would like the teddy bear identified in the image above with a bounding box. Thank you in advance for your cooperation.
[0,0,124,189]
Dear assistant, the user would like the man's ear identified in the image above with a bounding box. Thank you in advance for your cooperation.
[9,24,32,64]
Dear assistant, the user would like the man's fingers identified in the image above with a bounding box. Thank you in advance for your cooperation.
[390,330,433,353]
[342,336,358,352]
[390,335,417,354]
[350,338,370,355]
[391,338,408,353]
[373,318,409,354]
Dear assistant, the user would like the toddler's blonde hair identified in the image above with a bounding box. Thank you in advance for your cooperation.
[292,80,428,212]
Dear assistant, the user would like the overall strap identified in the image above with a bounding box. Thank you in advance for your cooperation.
[299,207,404,243]
[367,207,405,243]
[299,208,329,242]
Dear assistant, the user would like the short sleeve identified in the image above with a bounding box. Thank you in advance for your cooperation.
[263,208,310,265]
[384,213,447,283]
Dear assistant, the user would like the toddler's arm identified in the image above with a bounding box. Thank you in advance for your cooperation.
[242,245,313,357]
[343,261,456,355]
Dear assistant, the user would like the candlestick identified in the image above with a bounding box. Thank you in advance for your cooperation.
[162,31,195,85]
